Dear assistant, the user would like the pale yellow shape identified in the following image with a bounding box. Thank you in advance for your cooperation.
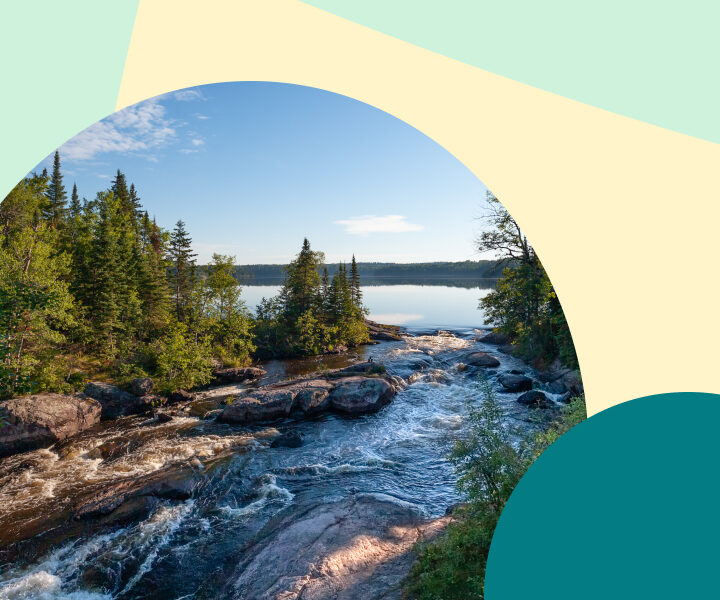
[118,0,720,416]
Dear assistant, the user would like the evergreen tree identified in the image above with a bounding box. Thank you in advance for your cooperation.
[44,151,67,227]
[167,220,198,322]
[137,214,170,336]
[350,255,362,307]
[111,170,130,212]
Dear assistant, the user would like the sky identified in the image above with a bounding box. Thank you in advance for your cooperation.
[32,82,492,264]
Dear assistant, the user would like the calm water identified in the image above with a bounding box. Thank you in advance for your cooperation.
[241,283,495,328]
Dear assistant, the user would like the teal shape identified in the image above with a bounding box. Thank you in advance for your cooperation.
[485,392,720,598]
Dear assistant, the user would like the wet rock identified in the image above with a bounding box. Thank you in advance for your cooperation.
[497,343,516,355]
[293,380,334,414]
[99,495,159,528]
[131,377,154,396]
[465,352,501,368]
[366,320,404,341]
[73,466,198,520]
[0,393,102,458]
[517,390,554,409]
[219,388,297,424]
[479,331,510,345]
[330,377,395,415]
[212,366,266,384]
[498,373,533,392]
[271,431,303,448]
[457,362,467,372]
[558,391,573,404]
[225,494,449,600]
[168,389,194,404]
[84,382,152,419]
[203,408,224,420]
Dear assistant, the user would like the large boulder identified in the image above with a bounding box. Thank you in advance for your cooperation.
[131,377,154,396]
[517,390,554,409]
[219,388,297,424]
[84,382,152,419]
[465,352,501,368]
[330,377,396,415]
[167,389,194,404]
[478,331,510,345]
[271,431,303,448]
[0,393,102,458]
[498,373,533,393]
[293,380,334,414]
[213,366,266,384]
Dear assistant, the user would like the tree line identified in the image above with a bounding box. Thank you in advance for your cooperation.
[0,152,368,399]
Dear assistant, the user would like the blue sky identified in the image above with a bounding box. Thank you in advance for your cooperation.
[33,82,491,264]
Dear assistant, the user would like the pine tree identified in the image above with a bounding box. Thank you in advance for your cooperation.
[111,170,131,214]
[350,255,362,308]
[167,220,198,322]
[44,151,67,227]
[137,214,170,336]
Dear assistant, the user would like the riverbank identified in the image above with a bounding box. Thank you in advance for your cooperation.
[0,327,581,598]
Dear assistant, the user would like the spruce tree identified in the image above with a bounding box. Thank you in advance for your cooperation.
[350,255,362,307]
[168,220,198,322]
[44,151,67,227]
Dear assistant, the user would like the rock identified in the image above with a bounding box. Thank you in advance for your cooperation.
[465,352,501,368]
[497,343,516,355]
[456,362,467,372]
[212,366,266,384]
[498,373,533,392]
[293,380,334,414]
[219,388,297,424]
[517,390,554,409]
[271,431,303,448]
[558,392,573,404]
[0,393,102,458]
[84,382,152,419]
[330,377,395,415]
[479,331,510,345]
[224,495,449,600]
[509,369,524,375]
[366,320,404,342]
[546,380,568,394]
[167,389,194,404]
[131,377,154,396]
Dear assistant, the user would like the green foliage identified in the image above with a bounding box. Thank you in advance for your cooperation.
[0,222,75,398]
[479,193,577,369]
[405,390,586,599]
[198,253,255,365]
[150,322,214,393]
[168,220,198,323]
[254,239,368,358]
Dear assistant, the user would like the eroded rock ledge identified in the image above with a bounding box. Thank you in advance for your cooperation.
[218,363,401,424]
[225,494,449,600]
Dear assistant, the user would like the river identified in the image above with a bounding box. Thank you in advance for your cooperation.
[0,283,559,599]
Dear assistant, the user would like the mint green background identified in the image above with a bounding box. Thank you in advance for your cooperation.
[302,1,720,144]
[485,393,720,598]
[0,1,139,197]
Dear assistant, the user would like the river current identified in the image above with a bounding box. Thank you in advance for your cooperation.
[0,328,559,599]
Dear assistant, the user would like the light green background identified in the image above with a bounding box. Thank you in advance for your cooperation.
[0,1,139,196]
[302,1,720,144]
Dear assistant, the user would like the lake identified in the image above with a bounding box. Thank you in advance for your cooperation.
[240,281,496,329]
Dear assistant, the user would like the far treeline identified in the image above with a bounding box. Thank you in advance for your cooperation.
[226,260,506,285]
[0,153,367,399]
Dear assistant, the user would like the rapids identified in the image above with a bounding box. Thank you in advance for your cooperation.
[0,329,562,599]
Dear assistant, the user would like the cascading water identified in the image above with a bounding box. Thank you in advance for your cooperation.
[0,329,562,599]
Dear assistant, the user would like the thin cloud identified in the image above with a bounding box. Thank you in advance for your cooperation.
[334,215,424,235]
[195,113,210,120]
[60,99,176,161]
[191,138,204,146]
[174,89,205,101]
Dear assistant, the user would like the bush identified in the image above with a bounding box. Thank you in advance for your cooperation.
[405,389,586,599]
[150,322,214,393]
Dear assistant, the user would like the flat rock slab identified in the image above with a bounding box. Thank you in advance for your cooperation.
[0,393,102,458]
[226,495,449,600]
[213,366,266,384]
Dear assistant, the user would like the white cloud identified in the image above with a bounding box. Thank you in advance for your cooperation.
[174,89,205,101]
[334,215,424,235]
[179,148,198,154]
[195,113,210,120]
[191,138,204,146]
[60,99,176,161]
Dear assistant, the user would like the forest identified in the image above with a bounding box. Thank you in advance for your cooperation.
[0,152,368,399]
